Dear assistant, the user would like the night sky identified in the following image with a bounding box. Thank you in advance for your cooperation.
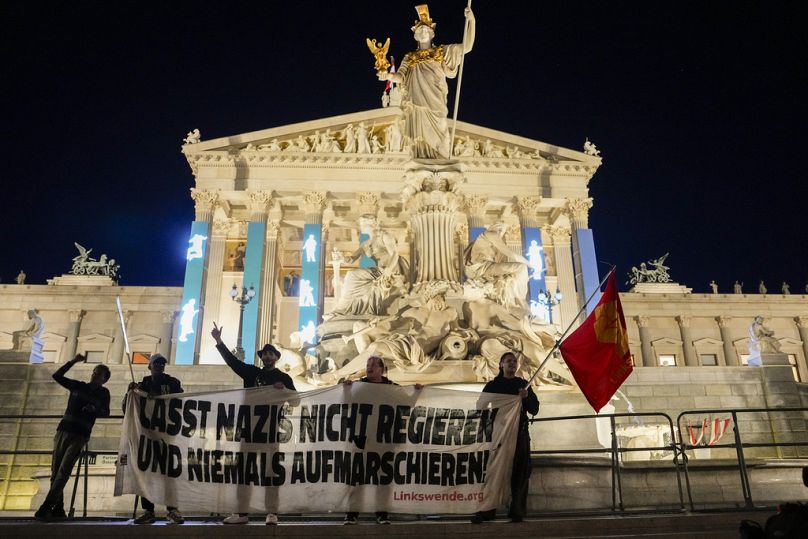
[3,1,807,293]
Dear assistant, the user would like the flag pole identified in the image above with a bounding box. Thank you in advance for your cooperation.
[523,266,617,387]
[115,296,136,385]
[449,0,473,156]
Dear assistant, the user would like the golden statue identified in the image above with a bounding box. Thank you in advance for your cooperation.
[365,37,391,73]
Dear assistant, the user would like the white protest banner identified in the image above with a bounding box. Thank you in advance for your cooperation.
[114,383,520,514]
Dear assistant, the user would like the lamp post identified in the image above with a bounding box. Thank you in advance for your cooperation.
[230,283,256,360]
[538,286,563,324]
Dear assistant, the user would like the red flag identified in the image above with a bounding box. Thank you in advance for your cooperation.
[559,272,633,412]
[384,56,396,92]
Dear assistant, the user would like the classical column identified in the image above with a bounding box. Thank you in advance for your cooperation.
[240,190,273,361]
[110,310,132,364]
[62,309,85,362]
[356,192,380,268]
[299,191,327,344]
[564,197,600,313]
[403,169,463,286]
[463,195,487,241]
[198,217,230,363]
[635,315,655,367]
[159,310,176,361]
[715,316,739,366]
[676,315,698,367]
[177,188,219,365]
[516,196,546,315]
[258,220,281,346]
[546,225,577,328]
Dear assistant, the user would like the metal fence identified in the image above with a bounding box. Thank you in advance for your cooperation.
[1,407,806,518]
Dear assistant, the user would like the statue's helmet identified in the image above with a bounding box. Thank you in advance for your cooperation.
[411,4,437,32]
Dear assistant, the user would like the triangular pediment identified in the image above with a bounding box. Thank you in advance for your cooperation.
[182,107,599,165]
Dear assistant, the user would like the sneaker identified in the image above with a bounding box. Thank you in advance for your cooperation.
[343,516,358,525]
[133,510,156,524]
[34,506,52,521]
[167,509,185,524]
[376,515,391,524]
[265,513,278,525]
[224,513,249,524]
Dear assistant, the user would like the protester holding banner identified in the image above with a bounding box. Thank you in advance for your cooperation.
[211,322,296,525]
[35,354,111,521]
[471,352,539,524]
[342,355,395,524]
[124,353,186,525]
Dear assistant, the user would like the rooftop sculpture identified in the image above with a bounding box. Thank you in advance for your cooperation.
[627,253,672,285]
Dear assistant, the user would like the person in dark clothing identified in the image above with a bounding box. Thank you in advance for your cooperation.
[471,351,539,524]
[211,322,296,525]
[35,354,110,521]
[342,356,422,525]
[126,353,185,525]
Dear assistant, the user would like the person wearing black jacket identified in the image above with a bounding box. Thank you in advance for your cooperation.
[342,356,422,525]
[35,354,110,521]
[126,353,185,525]
[211,322,296,525]
[471,351,539,524]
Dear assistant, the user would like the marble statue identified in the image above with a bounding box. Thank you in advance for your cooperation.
[758,280,767,294]
[464,222,529,311]
[370,134,384,154]
[13,309,45,363]
[183,128,201,145]
[258,138,283,151]
[327,215,409,317]
[781,281,790,294]
[734,280,743,294]
[583,138,601,156]
[286,135,310,152]
[356,122,371,154]
[482,139,505,158]
[747,315,781,366]
[627,253,672,285]
[709,280,718,294]
[385,119,403,152]
[377,4,475,159]
[342,124,357,153]
[70,243,120,279]
[16,270,26,285]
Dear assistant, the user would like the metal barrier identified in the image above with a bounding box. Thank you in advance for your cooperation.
[676,406,808,511]
[2,407,807,518]
[529,411,686,513]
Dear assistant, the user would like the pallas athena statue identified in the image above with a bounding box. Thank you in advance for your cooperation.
[377,4,476,160]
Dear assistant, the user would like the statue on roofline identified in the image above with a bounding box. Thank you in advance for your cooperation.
[375,4,476,160]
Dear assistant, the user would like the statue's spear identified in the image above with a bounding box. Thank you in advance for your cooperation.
[449,0,473,156]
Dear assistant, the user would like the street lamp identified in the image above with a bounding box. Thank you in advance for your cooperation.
[537,287,563,324]
[230,283,256,360]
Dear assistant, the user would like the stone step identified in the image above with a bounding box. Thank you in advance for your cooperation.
[0,510,774,538]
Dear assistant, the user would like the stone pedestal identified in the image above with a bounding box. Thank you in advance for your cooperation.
[47,275,116,286]
[630,282,692,294]
[401,161,465,288]
[758,352,807,457]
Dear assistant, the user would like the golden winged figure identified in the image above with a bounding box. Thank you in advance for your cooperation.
[365,37,391,73]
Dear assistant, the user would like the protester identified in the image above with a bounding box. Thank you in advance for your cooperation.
[35,354,110,521]
[471,351,539,524]
[125,353,185,524]
[211,322,296,525]
[342,355,422,525]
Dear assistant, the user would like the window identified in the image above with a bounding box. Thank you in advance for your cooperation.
[658,354,676,367]
[788,354,801,382]
[699,354,718,366]
[84,351,106,363]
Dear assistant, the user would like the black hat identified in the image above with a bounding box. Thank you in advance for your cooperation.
[257,344,280,358]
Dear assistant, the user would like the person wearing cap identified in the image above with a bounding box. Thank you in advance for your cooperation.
[35,353,110,521]
[470,351,539,524]
[124,353,185,525]
[211,322,296,525]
